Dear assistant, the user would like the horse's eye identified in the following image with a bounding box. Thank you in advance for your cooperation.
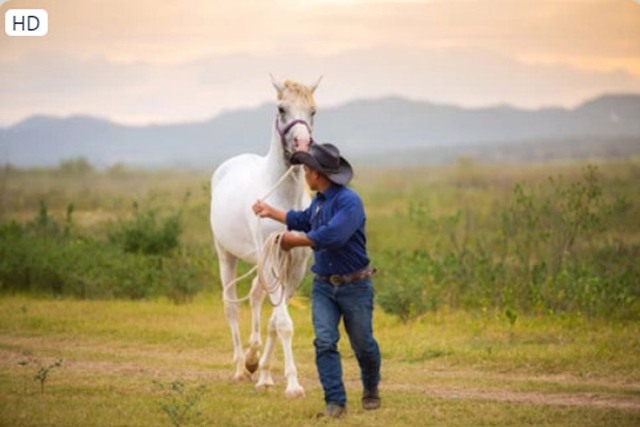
[311,109,317,117]
[278,106,286,116]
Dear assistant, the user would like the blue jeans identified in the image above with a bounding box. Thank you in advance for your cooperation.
[312,277,381,406]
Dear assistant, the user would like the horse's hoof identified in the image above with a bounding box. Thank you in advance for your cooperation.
[245,360,259,374]
[244,349,260,374]
[285,386,306,399]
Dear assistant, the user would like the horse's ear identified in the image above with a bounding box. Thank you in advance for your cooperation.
[310,76,323,93]
[270,73,285,95]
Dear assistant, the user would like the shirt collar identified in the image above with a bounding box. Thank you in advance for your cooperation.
[317,184,342,201]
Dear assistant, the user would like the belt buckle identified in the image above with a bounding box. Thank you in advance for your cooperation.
[329,274,342,286]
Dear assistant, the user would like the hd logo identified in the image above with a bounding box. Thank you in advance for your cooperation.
[5,9,48,37]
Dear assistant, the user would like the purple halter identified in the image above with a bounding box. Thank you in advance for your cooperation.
[275,117,314,149]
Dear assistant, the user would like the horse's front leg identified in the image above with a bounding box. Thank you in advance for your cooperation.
[279,304,305,398]
[245,276,265,374]
[255,309,277,391]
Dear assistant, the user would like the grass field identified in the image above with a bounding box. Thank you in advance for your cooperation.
[1,158,639,425]
[1,295,639,426]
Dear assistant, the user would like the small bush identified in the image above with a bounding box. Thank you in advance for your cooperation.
[108,200,182,256]
[160,253,202,304]
[154,380,207,427]
[34,359,63,394]
[376,250,441,323]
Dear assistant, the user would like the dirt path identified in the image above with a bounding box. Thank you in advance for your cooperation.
[2,334,639,412]
[383,383,640,411]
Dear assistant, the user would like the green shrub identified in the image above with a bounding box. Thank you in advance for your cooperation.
[108,200,182,256]
[159,253,202,304]
[376,250,441,323]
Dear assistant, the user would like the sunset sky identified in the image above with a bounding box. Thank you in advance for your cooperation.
[1,0,639,126]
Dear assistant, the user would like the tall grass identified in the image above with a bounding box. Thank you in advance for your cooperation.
[0,196,203,303]
[1,159,638,320]
[362,161,639,321]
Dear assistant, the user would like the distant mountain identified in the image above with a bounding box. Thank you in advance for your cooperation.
[1,94,639,168]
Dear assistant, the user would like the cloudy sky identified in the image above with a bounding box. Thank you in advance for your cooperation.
[1,0,639,126]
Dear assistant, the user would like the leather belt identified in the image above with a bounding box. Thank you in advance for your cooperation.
[316,266,377,286]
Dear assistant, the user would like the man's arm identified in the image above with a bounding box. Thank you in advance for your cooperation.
[280,232,314,250]
[253,200,315,250]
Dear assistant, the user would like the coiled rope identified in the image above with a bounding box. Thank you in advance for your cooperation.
[222,165,299,306]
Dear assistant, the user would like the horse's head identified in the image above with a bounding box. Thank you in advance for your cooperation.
[271,75,322,161]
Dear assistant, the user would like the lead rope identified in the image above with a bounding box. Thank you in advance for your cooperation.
[222,165,298,306]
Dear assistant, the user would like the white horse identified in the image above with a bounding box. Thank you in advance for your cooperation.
[210,76,321,397]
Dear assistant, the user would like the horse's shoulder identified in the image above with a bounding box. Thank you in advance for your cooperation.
[212,153,265,184]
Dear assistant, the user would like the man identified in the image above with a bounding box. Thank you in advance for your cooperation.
[252,143,381,418]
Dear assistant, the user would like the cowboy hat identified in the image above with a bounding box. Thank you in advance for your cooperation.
[291,143,353,185]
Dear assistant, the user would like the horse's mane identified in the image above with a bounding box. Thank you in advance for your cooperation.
[278,80,317,110]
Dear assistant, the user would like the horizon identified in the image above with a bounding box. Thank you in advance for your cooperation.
[3,91,639,129]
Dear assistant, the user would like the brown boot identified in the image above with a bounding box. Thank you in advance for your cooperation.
[362,386,381,410]
[317,403,347,419]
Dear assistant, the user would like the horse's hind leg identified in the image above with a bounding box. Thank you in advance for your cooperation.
[245,276,265,374]
[216,242,248,382]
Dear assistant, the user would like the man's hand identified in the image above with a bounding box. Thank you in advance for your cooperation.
[252,200,287,223]
[252,200,272,218]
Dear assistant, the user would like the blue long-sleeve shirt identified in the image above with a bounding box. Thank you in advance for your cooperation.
[286,184,370,276]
